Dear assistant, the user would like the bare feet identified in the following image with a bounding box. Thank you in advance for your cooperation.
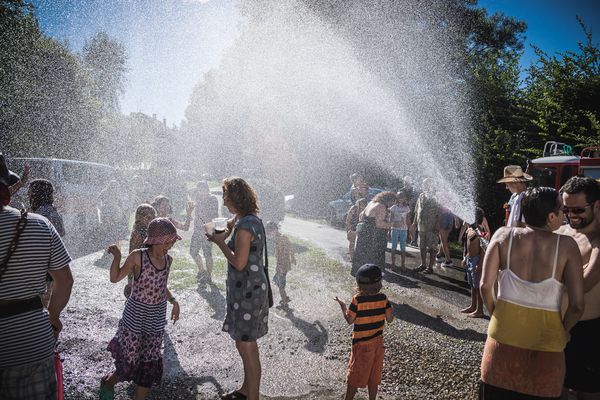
[460,307,476,314]
[467,311,484,318]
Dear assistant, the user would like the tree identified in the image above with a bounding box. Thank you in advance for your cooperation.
[524,19,600,153]
[81,32,127,115]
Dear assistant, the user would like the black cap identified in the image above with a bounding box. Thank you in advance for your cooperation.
[0,153,19,187]
[356,264,382,284]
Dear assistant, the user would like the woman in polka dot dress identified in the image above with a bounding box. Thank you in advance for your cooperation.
[207,177,270,400]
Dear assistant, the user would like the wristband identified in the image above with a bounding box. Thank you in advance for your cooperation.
[168,296,176,304]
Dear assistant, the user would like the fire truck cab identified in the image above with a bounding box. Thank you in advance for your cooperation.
[527,141,600,190]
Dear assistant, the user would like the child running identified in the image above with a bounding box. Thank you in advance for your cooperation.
[100,218,181,400]
[123,203,157,298]
[335,264,394,400]
[460,207,488,318]
[388,191,411,269]
[265,221,296,307]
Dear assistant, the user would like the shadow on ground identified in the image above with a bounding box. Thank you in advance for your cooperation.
[392,302,486,342]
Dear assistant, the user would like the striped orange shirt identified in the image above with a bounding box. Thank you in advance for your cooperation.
[347,293,392,344]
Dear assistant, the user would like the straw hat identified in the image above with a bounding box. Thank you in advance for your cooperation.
[497,165,533,183]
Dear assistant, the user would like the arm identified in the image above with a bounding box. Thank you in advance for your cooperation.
[212,229,252,271]
[482,217,491,237]
[582,246,600,293]
[480,230,504,316]
[166,287,180,324]
[47,265,74,337]
[334,296,356,324]
[385,301,394,323]
[345,206,356,232]
[108,246,138,283]
[8,163,30,196]
[562,238,585,333]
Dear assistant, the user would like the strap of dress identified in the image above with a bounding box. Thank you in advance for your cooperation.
[507,229,514,271]
[552,235,560,279]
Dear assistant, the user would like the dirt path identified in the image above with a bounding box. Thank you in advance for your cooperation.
[60,217,487,399]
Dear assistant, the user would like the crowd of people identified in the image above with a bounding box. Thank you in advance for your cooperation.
[2,152,600,400]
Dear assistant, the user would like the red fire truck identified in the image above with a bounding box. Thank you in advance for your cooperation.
[526,141,600,190]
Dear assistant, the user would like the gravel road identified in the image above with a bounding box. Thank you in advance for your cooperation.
[58,216,486,399]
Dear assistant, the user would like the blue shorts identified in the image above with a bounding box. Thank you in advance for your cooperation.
[466,255,481,289]
[390,228,408,253]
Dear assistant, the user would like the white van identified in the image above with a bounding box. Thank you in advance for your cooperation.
[7,157,116,236]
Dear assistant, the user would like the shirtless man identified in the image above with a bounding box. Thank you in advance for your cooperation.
[558,176,600,399]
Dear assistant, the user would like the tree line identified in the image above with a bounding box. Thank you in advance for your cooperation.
[1,0,599,227]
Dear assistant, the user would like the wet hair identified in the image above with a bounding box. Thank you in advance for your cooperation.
[265,220,279,232]
[522,187,560,228]
[151,195,173,215]
[475,207,485,225]
[396,190,407,200]
[372,191,398,206]
[355,281,383,296]
[134,203,156,225]
[560,176,600,204]
[29,179,54,211]
[223,177,259,216]
[196,180,209,193]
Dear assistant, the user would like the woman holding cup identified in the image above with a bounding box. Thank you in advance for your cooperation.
[206,177,270,400]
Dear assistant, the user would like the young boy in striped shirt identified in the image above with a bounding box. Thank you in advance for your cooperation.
[335,264,394,400]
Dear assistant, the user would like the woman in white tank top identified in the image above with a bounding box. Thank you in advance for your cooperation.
[478,187,584,399]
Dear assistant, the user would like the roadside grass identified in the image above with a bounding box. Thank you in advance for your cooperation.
[166,235,348,293]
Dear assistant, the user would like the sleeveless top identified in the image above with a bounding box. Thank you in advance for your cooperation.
[488,231,566,352]
[122,250,170,335]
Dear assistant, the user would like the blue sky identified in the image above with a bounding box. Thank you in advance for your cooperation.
[30,0,599,125]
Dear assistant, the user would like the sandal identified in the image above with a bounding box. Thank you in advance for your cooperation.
[99,378,114,400]
[221,390,247,400]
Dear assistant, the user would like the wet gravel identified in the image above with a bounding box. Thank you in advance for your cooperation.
[58,220,486,400]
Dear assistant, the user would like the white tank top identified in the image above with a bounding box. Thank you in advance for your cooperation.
[497,231,564,312]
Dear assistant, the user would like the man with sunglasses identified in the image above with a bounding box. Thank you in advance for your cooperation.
[558,176,600,399]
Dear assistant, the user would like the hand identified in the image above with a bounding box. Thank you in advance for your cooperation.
[186,201,195,216]
[49,315,62,338]
[21,163,31,183]
[334,296,347,311]
[107,245,121,258]
[205,230,227,244]
[171,302,180,324]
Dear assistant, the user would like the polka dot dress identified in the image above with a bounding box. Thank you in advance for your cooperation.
[223,215,269,341]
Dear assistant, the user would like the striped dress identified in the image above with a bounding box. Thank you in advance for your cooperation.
[107,249,170,387]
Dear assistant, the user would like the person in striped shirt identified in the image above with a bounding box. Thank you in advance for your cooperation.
[335,264,394,400]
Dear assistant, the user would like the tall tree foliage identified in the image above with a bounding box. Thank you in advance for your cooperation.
[524,19,600,153]
[82,32,127,115]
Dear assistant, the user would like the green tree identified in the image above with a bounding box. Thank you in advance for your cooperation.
[0,0,100,159]
[524,19,600,152]
[81,32,127,115]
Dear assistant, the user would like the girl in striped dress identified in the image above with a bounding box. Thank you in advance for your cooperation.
[100,218,181,400]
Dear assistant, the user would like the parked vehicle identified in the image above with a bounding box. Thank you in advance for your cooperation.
[6,157,116,240]
[327,187,383,227]
[527,141,600,189]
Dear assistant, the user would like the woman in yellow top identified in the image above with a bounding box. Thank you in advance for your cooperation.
[480,187,584,399]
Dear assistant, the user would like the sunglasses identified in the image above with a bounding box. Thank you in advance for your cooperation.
[561,204,592,215]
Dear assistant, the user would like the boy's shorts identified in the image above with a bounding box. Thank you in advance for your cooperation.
[346,335,385,388]
[466,255,481,289]
[273,272,287,289]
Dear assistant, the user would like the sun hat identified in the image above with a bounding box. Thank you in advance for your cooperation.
[356,264,383,284]
[144,218,181,245]
[497,165,533,183]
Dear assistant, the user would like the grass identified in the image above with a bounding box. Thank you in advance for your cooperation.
[165,234,346,293]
